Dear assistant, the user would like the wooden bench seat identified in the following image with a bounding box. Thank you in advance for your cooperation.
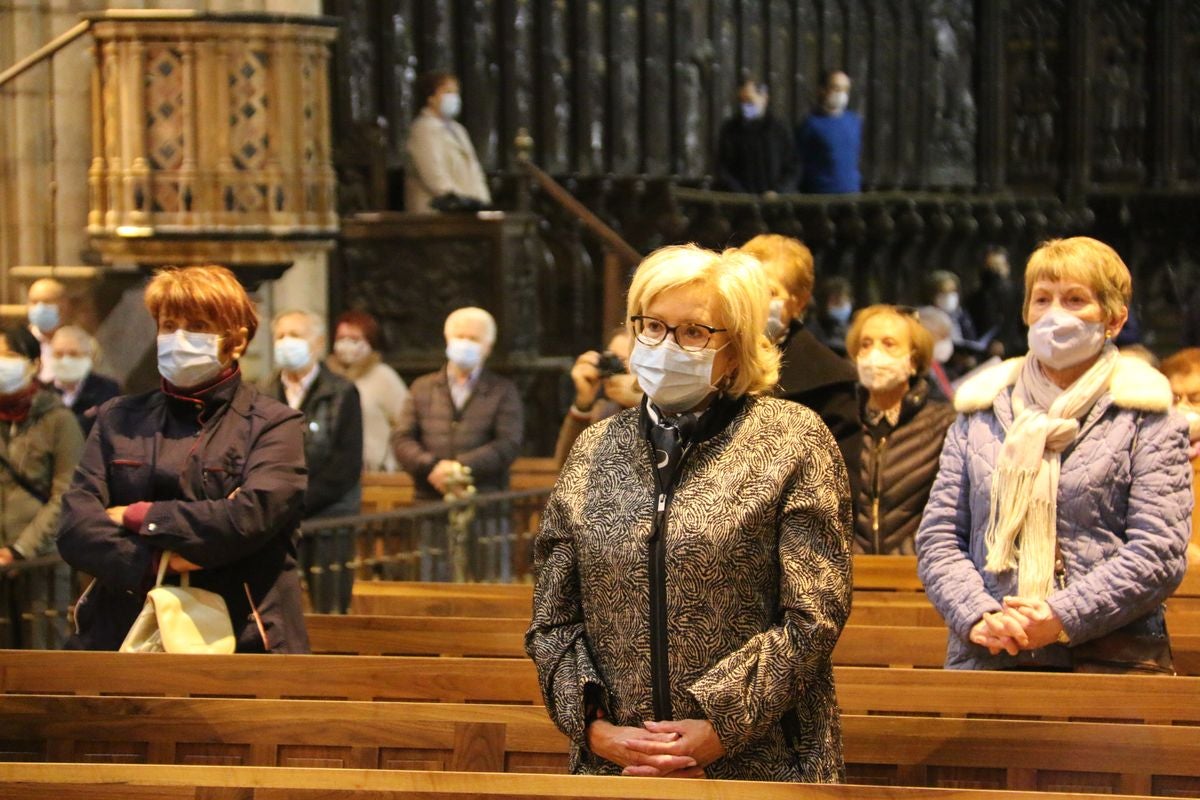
[3,651,1200,725]
[0,763,1158,800]
[2,693,1197,795]
[359,459,559,513]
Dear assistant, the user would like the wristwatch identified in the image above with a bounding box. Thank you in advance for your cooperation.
[1055,628,1071,646]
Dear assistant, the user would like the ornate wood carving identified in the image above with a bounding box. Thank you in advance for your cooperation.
[1091,0,1150,183]
[926,0,976,186]
[1006,0,1066,188]
[1178,4,1200,181]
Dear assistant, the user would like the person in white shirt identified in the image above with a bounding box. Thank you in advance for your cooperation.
[404,71,492,213]
[48,326,121,437]
[325,310,409,472]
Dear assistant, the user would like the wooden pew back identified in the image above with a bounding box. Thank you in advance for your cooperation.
[2,693,1198,796]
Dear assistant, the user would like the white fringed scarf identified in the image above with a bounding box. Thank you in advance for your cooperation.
[983,344,1119,598]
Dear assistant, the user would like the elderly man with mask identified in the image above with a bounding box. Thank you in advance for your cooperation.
[796,69,863,194]
[394,307,524,501]
[264,309,362,614]
[48,326,121,437]
[715,77,797,195]
[27,278,69,385]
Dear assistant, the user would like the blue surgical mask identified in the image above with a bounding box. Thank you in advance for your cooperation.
[0,357,31,395]
[827,302,853,325]
[766,298,787,342]
[446,338,484,371]
[274,336,312,372]
[28,302,60,333]
[741,102,762,120]
[157,329,223,388]
[440,92,462,119]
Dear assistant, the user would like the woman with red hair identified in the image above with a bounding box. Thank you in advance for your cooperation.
[58,265,310,652]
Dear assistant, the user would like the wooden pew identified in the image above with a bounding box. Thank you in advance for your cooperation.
[359,458,559,513]
[305,614,953,667]
[2,693,1198,795]
[3,651,1200,726]
[0,763,1158,800]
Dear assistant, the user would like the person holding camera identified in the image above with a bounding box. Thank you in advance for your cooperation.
[554,331,642,467]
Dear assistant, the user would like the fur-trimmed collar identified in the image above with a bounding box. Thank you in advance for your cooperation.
[954,354,1172,414]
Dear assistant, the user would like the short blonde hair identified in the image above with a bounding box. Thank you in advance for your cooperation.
[145,265,258,342]
[1023,237,1131,325]
[739,234,815,303]
[846,304,934,376]
[626,244,780,397]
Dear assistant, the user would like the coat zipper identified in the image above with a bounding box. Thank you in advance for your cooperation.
[645,439,693,722]
[870,434,888,554]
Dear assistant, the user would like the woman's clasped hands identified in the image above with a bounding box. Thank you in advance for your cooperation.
[968,596,1066,655]
[587,713,726,778]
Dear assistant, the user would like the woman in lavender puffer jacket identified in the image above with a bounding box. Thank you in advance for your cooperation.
[916,237,1192,672]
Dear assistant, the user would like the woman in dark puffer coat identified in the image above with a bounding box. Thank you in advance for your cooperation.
[847,305,955,554]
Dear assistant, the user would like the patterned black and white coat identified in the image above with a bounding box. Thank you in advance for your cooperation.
[526,394,853,782]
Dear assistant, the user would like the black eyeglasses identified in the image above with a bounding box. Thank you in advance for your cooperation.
[630,315,727,352]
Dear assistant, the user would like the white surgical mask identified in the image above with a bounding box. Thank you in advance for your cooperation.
[1027,308,1106,370]
[334,337,371,366]
[935,292,960,314]
[274,336,312,372]
[0,357,31,395]
[741,102,762,120]
[51,354,91,384]
[629,339,724,414]
[157,329,224,388]
[857,348,913,392]
[28,302,60,333]
[439,92,462,119]
[765,298,787,342]
[446,338,484,371]
[933,338,954,365]
[825,90,849,114]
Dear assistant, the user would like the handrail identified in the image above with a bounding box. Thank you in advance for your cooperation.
[516,159,642,267]
[0,20,91,88]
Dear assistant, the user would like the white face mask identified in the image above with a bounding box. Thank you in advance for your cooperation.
[1027,308,1106,370]
[629,339,724,414]
[51,354,91,384]
[440,92,462,119]
[446,337,485,371]
[157,330,224,388]
[741,101,763,120]
[334,337,371,366]
[765,298,787,342]
[933,338,954,365]
[0,357,31,395]
[274,336,313,372]
[935,291,960,314]
[825,90,849,114]
[857,348,913,392]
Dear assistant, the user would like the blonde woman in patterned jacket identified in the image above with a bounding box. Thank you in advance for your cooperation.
[526,244,853,782]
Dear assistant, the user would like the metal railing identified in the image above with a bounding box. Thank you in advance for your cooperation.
[0,487,552,648]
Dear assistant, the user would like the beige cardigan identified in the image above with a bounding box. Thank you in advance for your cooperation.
[404,108,492,213]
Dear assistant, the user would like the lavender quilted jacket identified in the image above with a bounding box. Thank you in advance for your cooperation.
[915,355,1193,670]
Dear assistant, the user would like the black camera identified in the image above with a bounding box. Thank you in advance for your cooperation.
[596,351,627,377]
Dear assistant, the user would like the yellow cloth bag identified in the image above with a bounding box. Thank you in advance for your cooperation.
[119,551,236,654]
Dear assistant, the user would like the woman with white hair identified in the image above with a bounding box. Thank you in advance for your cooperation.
[526,244,852,782]
[917,237,1192,672]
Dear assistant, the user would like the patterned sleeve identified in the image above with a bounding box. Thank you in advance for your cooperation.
[687,417,853,757]
[524,475,607,751]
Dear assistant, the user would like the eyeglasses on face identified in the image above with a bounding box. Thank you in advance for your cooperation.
[630,315,727,352]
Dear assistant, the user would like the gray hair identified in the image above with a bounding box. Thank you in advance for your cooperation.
[444,307,497,346]
[272,309,326,342]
